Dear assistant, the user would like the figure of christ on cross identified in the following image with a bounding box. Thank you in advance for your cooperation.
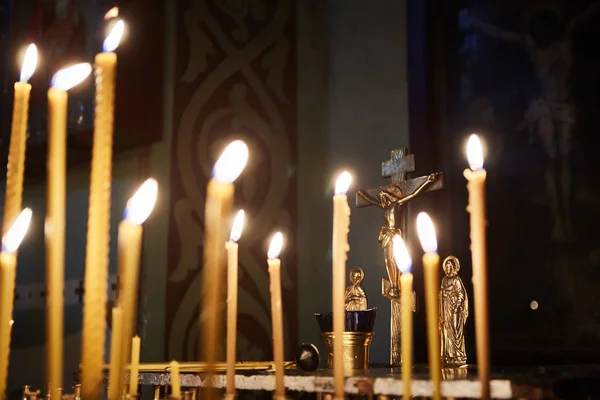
[356,148,444,365]
[357,172,440,296]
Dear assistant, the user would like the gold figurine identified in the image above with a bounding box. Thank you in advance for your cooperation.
[345,267,367,311]
[357,173,439,297]
[439,256,468,366]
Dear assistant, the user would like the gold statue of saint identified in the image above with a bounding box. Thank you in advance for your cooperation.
[345,267,367,311]
[357,173,439,297]
[439,256,468,365]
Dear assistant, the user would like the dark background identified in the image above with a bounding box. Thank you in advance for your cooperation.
[409,0,600,365]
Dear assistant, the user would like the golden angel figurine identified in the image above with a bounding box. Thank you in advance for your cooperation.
[345,267,367,311]
[439,256,468,365]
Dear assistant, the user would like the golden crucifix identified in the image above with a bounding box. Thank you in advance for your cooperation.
[356,148,443,365]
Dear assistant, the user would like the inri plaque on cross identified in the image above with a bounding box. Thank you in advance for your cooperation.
[356,148,443,365]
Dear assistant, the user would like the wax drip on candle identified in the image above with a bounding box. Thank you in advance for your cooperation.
[467,134,484,171]
[393,235,412,273]
[230,210,245,242]
[213,140,249,183]
[416,212,438,254]
[335,171,352,195]
[268,232,284,259]
[51,63,92,91]
[19,44,37,83]
[124,178,158,224]
[103,20,125,52]
[2,208,32,253]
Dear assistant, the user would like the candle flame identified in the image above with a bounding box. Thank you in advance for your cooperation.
[416,212,438,254]
[2,208,32,254]
[20,44,37,83]
[393,235,412,274]
[51,63,92,91]
[213,140,249,183]
[267,232,284,260]
[334,171,352,195]
[125,178,158,224]
[229,210,245,242]
[104,6,119,20]
[103,20,125,52]
[467,134,484,171]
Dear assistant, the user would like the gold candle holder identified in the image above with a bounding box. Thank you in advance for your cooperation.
[322,331,373,372]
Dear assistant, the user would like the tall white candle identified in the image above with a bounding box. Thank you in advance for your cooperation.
[267,233,285,400]
[332,171,351,400]
[0,209,32,400]
[464,134,490,400]
[201,141,248,400]
[226,210,244,399]
[393,236,413,400]
[416,212,441,400]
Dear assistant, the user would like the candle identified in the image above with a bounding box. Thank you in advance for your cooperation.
[47,63,91,400]
[117,179,158,379]
[200,140,248,400]
[393,235,412,400]
[129,336,141,395]
[0,209,32,400]
[2,44,37,237]
[81,21,124,400]
[170,361,181,398]
[464,134,490,399]
[332,171,351,400]
[226,210,244,399]
[416,212,441,400]
[107,307,124,400]
[267,232,285,400]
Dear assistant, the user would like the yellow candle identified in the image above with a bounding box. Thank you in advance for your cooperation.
[81,21,124,400]
[416,212,441,400]
[0,209,32,400]
[267,233,285,400]
[47,63,91,400]
[129,336,141,395]
[170,361,181,398]
[226,210,244,398]
[200,141,248,400]
[393,235,412,400]
[2,44,36,237]
[464,134,490,400]
[332,171,351,400]
[117,179,157,378]
[108,307,124,400]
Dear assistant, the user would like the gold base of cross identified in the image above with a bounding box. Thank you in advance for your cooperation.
[382,278,416,365]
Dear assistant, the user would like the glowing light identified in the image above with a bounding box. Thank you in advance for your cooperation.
[268,232,284,260]
[2,208,32,253]
[51,63,92,91]
[104,6,119,20]
[103,20,125,52]
[466,134,484,171]
[213,140,249,183]
[20,44,37,83]
[334,171,352,195]
[125,178,158,224]
[229,210,245,242]
[393,235,412,274]
[530,301,539,311]
[416,212,438,254]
